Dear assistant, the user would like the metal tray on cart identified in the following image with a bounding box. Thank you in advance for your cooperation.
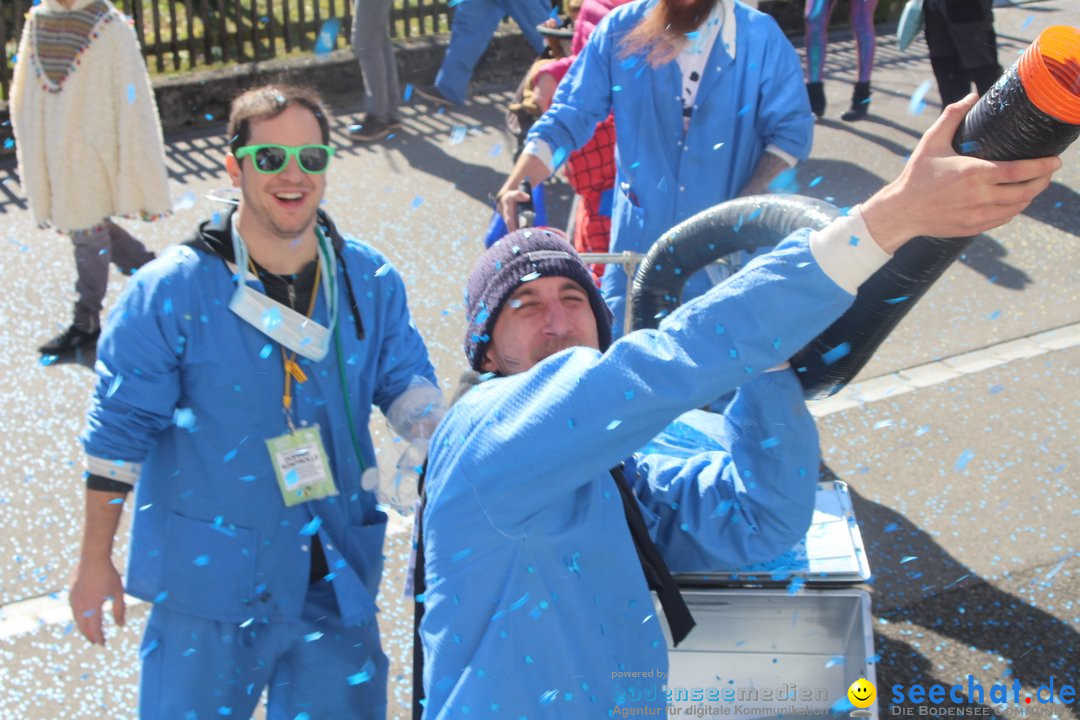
[663,481,877,719]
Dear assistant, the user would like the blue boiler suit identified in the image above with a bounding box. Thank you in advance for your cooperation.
[433,0,551,104]
[527,0,814,335]
[420,219,888,718]
[82,210,436,719]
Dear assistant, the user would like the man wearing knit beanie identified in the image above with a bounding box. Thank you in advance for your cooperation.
[416,99,1060,719]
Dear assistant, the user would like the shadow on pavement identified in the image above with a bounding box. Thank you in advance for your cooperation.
[826,471,1080,716]
[957,235,1033,290]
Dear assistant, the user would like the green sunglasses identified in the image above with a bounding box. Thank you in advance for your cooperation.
[235,144,336,174]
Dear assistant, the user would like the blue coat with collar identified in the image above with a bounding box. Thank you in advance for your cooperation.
[420,231,856,718]
[82,210,436,627]
[528,0,814,335]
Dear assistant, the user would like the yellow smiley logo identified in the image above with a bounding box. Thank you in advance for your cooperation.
[847,678,876,709]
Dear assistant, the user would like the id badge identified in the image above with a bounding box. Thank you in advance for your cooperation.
[266,425,338,506]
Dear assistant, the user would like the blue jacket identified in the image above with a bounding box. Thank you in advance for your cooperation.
[528,0,814,335]
[82,210,436,627]
[420,231,856,718]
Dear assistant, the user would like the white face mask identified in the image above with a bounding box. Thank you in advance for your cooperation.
[227,216,338,362]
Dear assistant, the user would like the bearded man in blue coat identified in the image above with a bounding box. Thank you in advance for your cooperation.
[497,0,815,336]
[420,97,1060,718]
[69,84,437,720]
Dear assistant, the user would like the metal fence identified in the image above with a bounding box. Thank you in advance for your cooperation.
[1,0,453,101]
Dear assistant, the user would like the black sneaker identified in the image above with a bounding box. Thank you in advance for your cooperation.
[38,324,100,355]
[413,83,459,106]
[348,115,399,143]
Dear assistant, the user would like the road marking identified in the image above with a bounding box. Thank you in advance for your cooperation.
[2,323,1077,640]
[809,322,1080,417]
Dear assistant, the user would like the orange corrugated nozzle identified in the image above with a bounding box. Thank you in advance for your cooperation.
[1018,25,1080,125]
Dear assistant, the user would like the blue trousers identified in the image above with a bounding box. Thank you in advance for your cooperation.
[434,0,550,104]
[138,583,389,719]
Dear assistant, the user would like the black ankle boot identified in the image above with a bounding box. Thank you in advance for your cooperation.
[806,82,825,118]
[842,81,871,121]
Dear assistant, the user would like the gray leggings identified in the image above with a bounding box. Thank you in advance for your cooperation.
[351,0,400,120]
[70,220,155,331]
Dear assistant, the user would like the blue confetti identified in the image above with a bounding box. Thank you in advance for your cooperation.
[1021,14,1035,30]
[106,374,124,398]
[224,448,238,462]
[540,690,559,705]
[347,658,376,685]
[299,516,323,536]
[261,307,283,332]
[959,140,980,154]
[884,296,909,304]
[175,191,197,210]
[375,262,392,277]
[403,83,414,101]
[259,343,273,359]
[452,547,473,562]
[450,125,467,144]
[712,142,724,150]
[900,555,918,564]
[520,271,541,282]
[737,103,751,116]
[809,176,823,187]
[193,554,210,566]
[849,235,860,247]
[821,342,850,365]
[759,437,780,450]
[908,80,933,116]
[126,83,136,104]
[163,298,173,314]
[411,196,424,210]
[824,655,844,668]
[173,408,196,429]
[552,147,568,168]
[108,498,124,505]
[605,419,622,430]
[954,449,975,471]
[612,85,623,92]
[489,142,503,158]
[2,138,12,150]
[988,309,1001,320]
[786,577,805,595]
[314,18,340,54]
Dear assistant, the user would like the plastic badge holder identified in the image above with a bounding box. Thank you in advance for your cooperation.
[665,481,876,719]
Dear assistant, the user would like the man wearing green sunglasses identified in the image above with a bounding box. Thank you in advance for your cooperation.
[71,84,438,719]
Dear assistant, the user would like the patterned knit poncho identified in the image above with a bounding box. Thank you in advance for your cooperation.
[10,0,172,231]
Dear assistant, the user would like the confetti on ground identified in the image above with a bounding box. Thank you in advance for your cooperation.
[175,191,197,210]
[954,449,975,471]
[1021,14,1035,30]
[489,142,503,158]
[449,125,467,144]
[908,80,933,115]
[411,196,424,210]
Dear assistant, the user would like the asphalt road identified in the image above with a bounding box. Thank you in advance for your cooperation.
[0,1,1077,718]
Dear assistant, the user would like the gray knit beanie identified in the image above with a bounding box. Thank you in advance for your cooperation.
[464,228,613,371]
